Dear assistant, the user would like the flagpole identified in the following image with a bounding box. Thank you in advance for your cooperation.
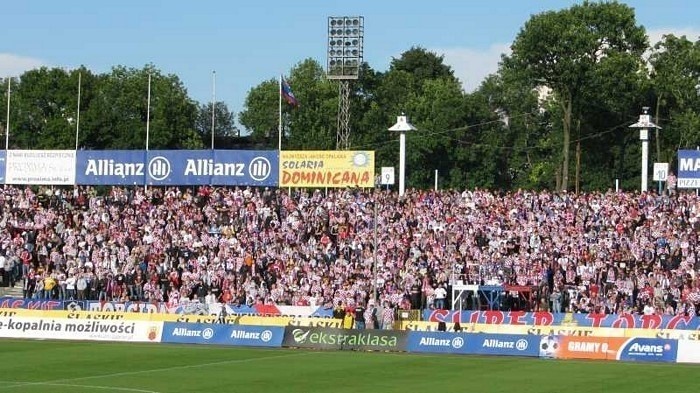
[146,73,151,152]
[278,75,282,152]
[145,73,151,192]
[75,72,81,151]
[211,70,216,150]
[5,77,10,150]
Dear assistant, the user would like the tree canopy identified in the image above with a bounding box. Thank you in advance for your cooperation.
[2,1,699,192]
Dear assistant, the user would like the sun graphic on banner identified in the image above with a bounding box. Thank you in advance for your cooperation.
[351,152,370,167]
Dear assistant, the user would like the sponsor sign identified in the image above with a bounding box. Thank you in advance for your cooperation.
[161,323,283,347]
[547,336,628,360]
[678,150,700,188]
[75,150,278,186]
[616,338,677,363]
[282,326,407,351]
[5,150,76,185]
[407,332,540,357]
[423,310,700,330]
[0,316,162,342]
[400,321,700,340]
[280,151,375,188]
[677,340,700,363]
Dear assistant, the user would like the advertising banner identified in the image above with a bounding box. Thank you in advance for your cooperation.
[677,150,700,189]
[400,321,700,340]
[423,310,700,330]
[5,150,76,185]
[0,297,68,311]
[676,340,700,363]
[161,322,284,347]
[280,150,374,188]
[542,336,677,362]
[0,316,162,342]
[75,150,278,186]
[407,332,540,357]
[282,326,407,351]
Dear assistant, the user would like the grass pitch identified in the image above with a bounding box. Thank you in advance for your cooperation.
[0,340,697,393]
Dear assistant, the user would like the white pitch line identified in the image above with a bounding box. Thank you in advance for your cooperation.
[0,381,159,393]
[0,352,311,391]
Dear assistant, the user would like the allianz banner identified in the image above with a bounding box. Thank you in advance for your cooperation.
[75,150,278,186]
[407,332,540,357]
[161,322,284,347]
[282,326,407,351]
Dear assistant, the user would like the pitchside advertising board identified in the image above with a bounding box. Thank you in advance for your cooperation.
[0,316,163,343]
[75,150,278,186]
[282,326,408,351]
[161,322,284,347]
[407,332,541,357]
[541,336,678,362]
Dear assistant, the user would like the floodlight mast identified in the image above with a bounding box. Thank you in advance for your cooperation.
[327,16,364,150]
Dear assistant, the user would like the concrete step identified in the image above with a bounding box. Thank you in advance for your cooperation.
[0,284,23,298]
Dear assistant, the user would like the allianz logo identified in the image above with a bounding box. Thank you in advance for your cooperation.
[419,336,465,349]
[482,338,529,351]
[231,329,273,342]
[171,327,215,340]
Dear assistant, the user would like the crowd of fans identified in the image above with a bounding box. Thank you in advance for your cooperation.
[0,183,699,318]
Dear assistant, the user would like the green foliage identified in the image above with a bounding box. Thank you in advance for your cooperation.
[1,2,698,193]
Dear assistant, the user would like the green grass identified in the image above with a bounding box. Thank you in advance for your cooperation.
[0,340,698,393]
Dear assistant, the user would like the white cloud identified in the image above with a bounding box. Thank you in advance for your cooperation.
[647,27,700,47]
[434,43,511,92]
[0,53,45,77]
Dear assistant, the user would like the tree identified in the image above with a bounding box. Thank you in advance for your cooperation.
[649,34,700,155]
[505,1,647,191]
[196,101,239,147]
[83,64,201,150]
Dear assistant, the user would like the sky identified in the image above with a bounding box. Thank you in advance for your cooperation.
[1,0,699,127]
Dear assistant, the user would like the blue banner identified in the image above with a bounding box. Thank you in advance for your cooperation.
[0,297,67,310]
[616,338,678,363]
[678,150,700,188]
[75,150,278,186]
[161,322,284,347]
[407,331,540,357]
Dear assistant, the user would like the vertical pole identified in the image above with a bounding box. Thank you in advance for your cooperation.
[5,77,10,150]
[145,73,151,193]
[278,75,283,152]
[434,169,438,191]
[372,199,378,305]
[641,129,648,192]
[399,132,406,196]
[615,179,619,193]
[75,72,81,151]
[211,70,216,150]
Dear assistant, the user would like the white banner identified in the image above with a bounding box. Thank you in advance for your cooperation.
[5,150,76,185]
[0,316,163,343]
[676,340,700,363]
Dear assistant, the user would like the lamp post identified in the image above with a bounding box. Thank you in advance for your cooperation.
[388,114,417,197]
[629,107,661,192]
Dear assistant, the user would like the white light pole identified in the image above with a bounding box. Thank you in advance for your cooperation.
[388,114,416,197]
[629,107,661,193]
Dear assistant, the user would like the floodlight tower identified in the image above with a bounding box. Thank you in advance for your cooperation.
[327,16,364,150]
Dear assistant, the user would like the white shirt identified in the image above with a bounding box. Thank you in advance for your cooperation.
[435,287,447,300]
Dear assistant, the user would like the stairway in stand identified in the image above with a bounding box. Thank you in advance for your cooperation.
[0,283,23,298]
